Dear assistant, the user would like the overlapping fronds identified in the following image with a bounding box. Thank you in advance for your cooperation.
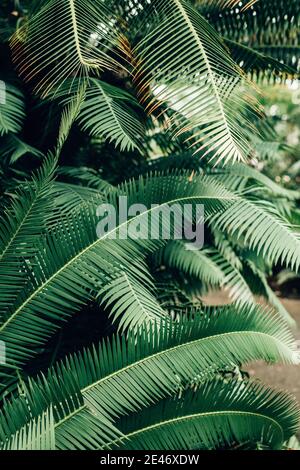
[1,0,300,453]
[113,379,300,450]
[132,0,256,163]
[3,409,55,450]
[154,241,255,306]
[202,0,300,76]
[10,0,126,96]
[76,79,145,152]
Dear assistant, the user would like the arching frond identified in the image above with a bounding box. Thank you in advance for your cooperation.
[3,409,55,450]
[0,304,298,449]
[0,173,233,369]
[113,379,300,450]
[226,39,298,82]
[133,0,256,163]
[76,79,145,152]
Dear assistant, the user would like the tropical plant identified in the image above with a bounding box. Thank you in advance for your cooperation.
[0,0,299,451]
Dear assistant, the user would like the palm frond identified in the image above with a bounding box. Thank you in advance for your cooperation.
[226,39,298,81]
[51,182,106,221]
[210,198,300,271]
[3,408,55,450]
[0,83,25,136]
[0,303,298,449]
[113,379,300,450]
[76,79,145,152]
[0,135,44,164]
[133,0,256,163]
[154,241,225,288]
[212,251,255,306]
[1,171,299,371]
[57,166,116,191]
[0,173,236,370]
[201,0,300,75]
[210,162,300,200]
[153,240,255,306]
[0,155,56,321]
[99,271,166,333]
[242,257,296,327]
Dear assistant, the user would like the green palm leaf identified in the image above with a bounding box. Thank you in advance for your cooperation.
[0,83,25,136]
[11,0,125,97]
[76,79,145,152]
[0,173,235,370]
[0,303,298,449]
[133,0,255,163]
[210,198,300,271]
[3,408,55,450]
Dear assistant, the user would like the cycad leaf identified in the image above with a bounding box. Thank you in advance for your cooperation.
[113,379,300,450]
[0,173,235,369]
[77,79,144,152]
[226,39,298,81]
[3,408,55,450]
[0,83,25,136]
[154,241,255,306]
[11,0,126,96]
[1,303,299,449]
[99,271,166,333]
[133,0,255,163]
[0,155,56,320]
